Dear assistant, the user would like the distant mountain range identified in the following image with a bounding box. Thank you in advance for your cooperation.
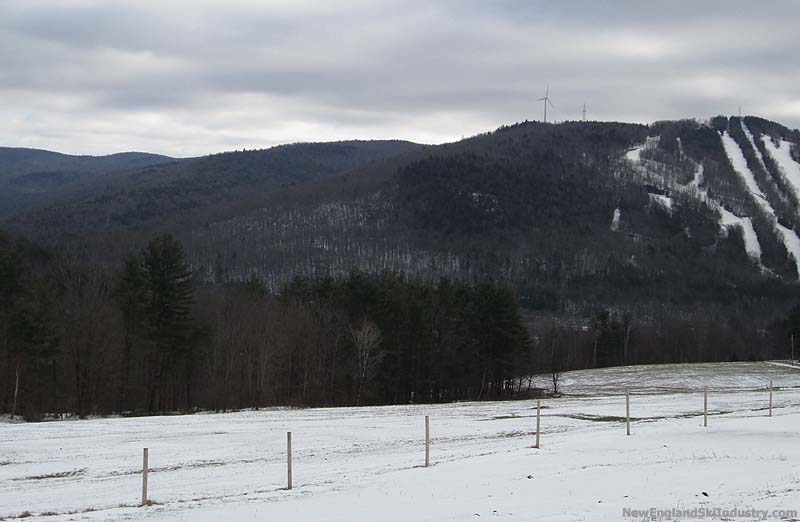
[4,116,800,321]
[0,141,418,223]
[0,147,176,218]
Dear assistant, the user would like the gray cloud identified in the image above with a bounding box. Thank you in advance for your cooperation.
[0,0,798,156]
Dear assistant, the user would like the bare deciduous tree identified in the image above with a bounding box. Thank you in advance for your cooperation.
[551,368,561,397]
[351,319,382,406]
[549,328,563,397]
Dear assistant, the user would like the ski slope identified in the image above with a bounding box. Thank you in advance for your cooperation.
[721,131,800,277]
[1,362,799,521]
[623,132,768,265]
[762,136,800,202]
[721,131,767,200]
[625,128,800,275]
[625,146,642,163]
[741,122,768,172]
[624,136,659,165]
[717,206,762,261]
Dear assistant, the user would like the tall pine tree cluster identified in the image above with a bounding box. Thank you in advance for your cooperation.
[114,235,196,413]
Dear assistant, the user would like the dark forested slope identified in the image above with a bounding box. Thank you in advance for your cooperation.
[5,140,421,242]
[179,118,800,321]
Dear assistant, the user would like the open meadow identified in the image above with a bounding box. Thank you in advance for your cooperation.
[1,361,799,521]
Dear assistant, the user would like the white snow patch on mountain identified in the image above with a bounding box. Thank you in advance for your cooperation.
[761,136,800,202]
[610,207,621,231]
[718,206,762,262]
[625,145,642,162]
[625,136,659,164]
[648,193,672,211]
[688,162,704,189]
[776,223,800,277]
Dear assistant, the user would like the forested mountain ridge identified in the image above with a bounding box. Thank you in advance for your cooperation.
[0,147,175,180]
[5,116,800,417]
[3,140,422,241]
[178,117,800,321]
[0,147,177,219]
[7,117,800,324]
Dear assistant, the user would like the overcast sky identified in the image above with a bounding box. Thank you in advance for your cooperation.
[1,0,799,157]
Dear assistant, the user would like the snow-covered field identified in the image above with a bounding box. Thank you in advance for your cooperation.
[2,362,799,521]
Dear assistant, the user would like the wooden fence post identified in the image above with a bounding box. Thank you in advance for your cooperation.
[141,448,148,506]
[769,380,773,417]
[626,391,630,436]
[703,386,708,427]
[535,400,541,449]
[287,432,292,490]
[425,415,430,467]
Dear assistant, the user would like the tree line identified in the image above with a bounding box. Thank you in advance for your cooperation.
[0,232,531,418]
[2,231,799,420]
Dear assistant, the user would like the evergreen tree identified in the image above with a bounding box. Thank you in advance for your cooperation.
[141,234,194,412]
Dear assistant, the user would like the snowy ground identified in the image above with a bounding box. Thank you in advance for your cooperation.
[1,362,799,521]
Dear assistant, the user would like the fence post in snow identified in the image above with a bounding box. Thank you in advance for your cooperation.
[425,415,430,467]
[141,448,148,506]
[769,380,773,417]
[287,432,292,490]
[626,391,630,436]
[703,386,708,427]
[535,400,541,449]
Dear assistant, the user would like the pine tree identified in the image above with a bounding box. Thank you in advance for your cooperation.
[114,235,195,412]
[141,234,194,412]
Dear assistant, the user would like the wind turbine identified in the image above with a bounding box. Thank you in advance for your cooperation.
[538,85,555,123]
[582,103,587,121]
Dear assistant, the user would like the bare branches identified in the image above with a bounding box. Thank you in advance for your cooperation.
[351,319,382,406]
